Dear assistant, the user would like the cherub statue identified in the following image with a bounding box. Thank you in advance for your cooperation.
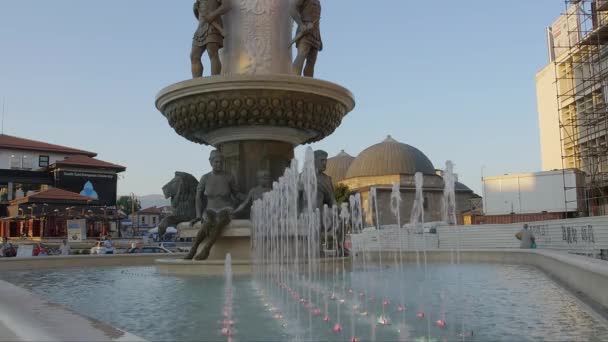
[233,170,273,217]
[290,0,322,77]
[191,0,231,77]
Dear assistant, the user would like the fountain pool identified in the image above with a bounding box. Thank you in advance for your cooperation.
[2,262,607,342]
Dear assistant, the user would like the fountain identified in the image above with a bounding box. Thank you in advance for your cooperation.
[4,3,608,342]
[4,151,608,341]
[155,0,354,270]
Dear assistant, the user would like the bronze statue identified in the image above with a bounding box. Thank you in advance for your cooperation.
[191,0,231,78]
[314,150,336,210]
[185,150,243,260]
[233,170,272,216]
[158,172,199,237]
[298,150,336,213]
[290,0,322,77]
[313,150,345,256]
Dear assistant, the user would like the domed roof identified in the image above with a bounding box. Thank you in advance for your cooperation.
[326,150,355,183]
[455,181,472,192]
[345,136,435,179]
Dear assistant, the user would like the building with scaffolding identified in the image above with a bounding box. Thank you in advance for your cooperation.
[537,0,608,215]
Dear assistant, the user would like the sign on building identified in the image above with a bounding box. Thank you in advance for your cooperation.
[482,170,585,215]
[551,4,581,59]
[55,171,118,206]
[16,244,33,257]
[67,219,87,242]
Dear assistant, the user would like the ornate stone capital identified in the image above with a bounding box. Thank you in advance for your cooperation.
[156,74,355,145]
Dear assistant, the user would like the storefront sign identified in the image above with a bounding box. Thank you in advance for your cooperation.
[67,219,87,242]
[16,244,33,257]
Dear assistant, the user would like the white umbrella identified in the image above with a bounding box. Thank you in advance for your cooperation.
[165,227,178,234]
[148,227,159,234]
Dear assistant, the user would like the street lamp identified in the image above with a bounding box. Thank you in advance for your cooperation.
[130,192,137,237]
[41,204,48,239]
[65,207,74,218]
[101,206,108,238]
[481,165,486,215]
[17,208,24,238]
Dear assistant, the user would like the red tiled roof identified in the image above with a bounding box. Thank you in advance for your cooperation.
[0,134,96,157]
[136,206,163,215]
[12,188,96,204]
[50,155,126,172]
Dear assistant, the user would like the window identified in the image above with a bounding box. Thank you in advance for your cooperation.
[423,195,429,210]
[21,156,32,170]
[9,155,20,169]
[152,216,157,225]
[39,155,49,167]
[141,216,145,224]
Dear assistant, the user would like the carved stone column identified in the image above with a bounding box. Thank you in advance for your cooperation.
[221,0,293,75]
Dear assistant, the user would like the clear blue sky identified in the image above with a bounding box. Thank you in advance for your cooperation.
[0,0,565,196]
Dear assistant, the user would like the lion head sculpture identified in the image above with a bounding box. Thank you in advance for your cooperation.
[162,171,198,221]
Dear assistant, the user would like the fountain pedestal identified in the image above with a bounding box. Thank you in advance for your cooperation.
[177,220,252,260]
[155,220,253,275]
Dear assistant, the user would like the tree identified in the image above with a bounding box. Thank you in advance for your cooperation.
[116,196,141,216]
[334,183,353,206]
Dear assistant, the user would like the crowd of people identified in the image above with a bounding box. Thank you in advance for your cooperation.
[0,238,16,257]
[0,238,72,257]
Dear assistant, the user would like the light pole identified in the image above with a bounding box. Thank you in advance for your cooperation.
[40,203,48,239]
[101,206,108,238]
[481,165,486,215]
[18,208,24,237]
[27,206,34,238]
[130,192,137,237]
[53,209,60,237]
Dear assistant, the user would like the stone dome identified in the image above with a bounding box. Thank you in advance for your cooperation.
[345,135,436,179]
[326,150,355,183]
[455,181,473,192]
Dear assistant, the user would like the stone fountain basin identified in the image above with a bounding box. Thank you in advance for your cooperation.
[155,74,355,145]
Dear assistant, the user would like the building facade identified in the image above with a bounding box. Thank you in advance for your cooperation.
[536,0,608,215]
[0,134,126,239]
[132,206,163,236]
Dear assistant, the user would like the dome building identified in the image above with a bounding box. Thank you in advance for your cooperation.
[325,150,355,184]
[326,136,479,225]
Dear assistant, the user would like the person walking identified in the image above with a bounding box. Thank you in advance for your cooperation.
[60,239,71,256]
[516,224,536,249]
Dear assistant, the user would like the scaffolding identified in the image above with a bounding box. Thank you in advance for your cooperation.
[553,0,608,215]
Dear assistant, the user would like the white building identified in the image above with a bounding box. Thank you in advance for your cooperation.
[132,207,163,235]
[0,134,97,171]
[0,134,99,201]
[482,170,586,216]
[536,63,562,171]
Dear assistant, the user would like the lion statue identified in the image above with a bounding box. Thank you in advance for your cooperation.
[158,171,198,237]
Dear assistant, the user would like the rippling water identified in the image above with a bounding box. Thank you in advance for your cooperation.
[2,263,607,341]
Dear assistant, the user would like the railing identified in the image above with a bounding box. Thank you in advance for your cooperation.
[351,215,608,255]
